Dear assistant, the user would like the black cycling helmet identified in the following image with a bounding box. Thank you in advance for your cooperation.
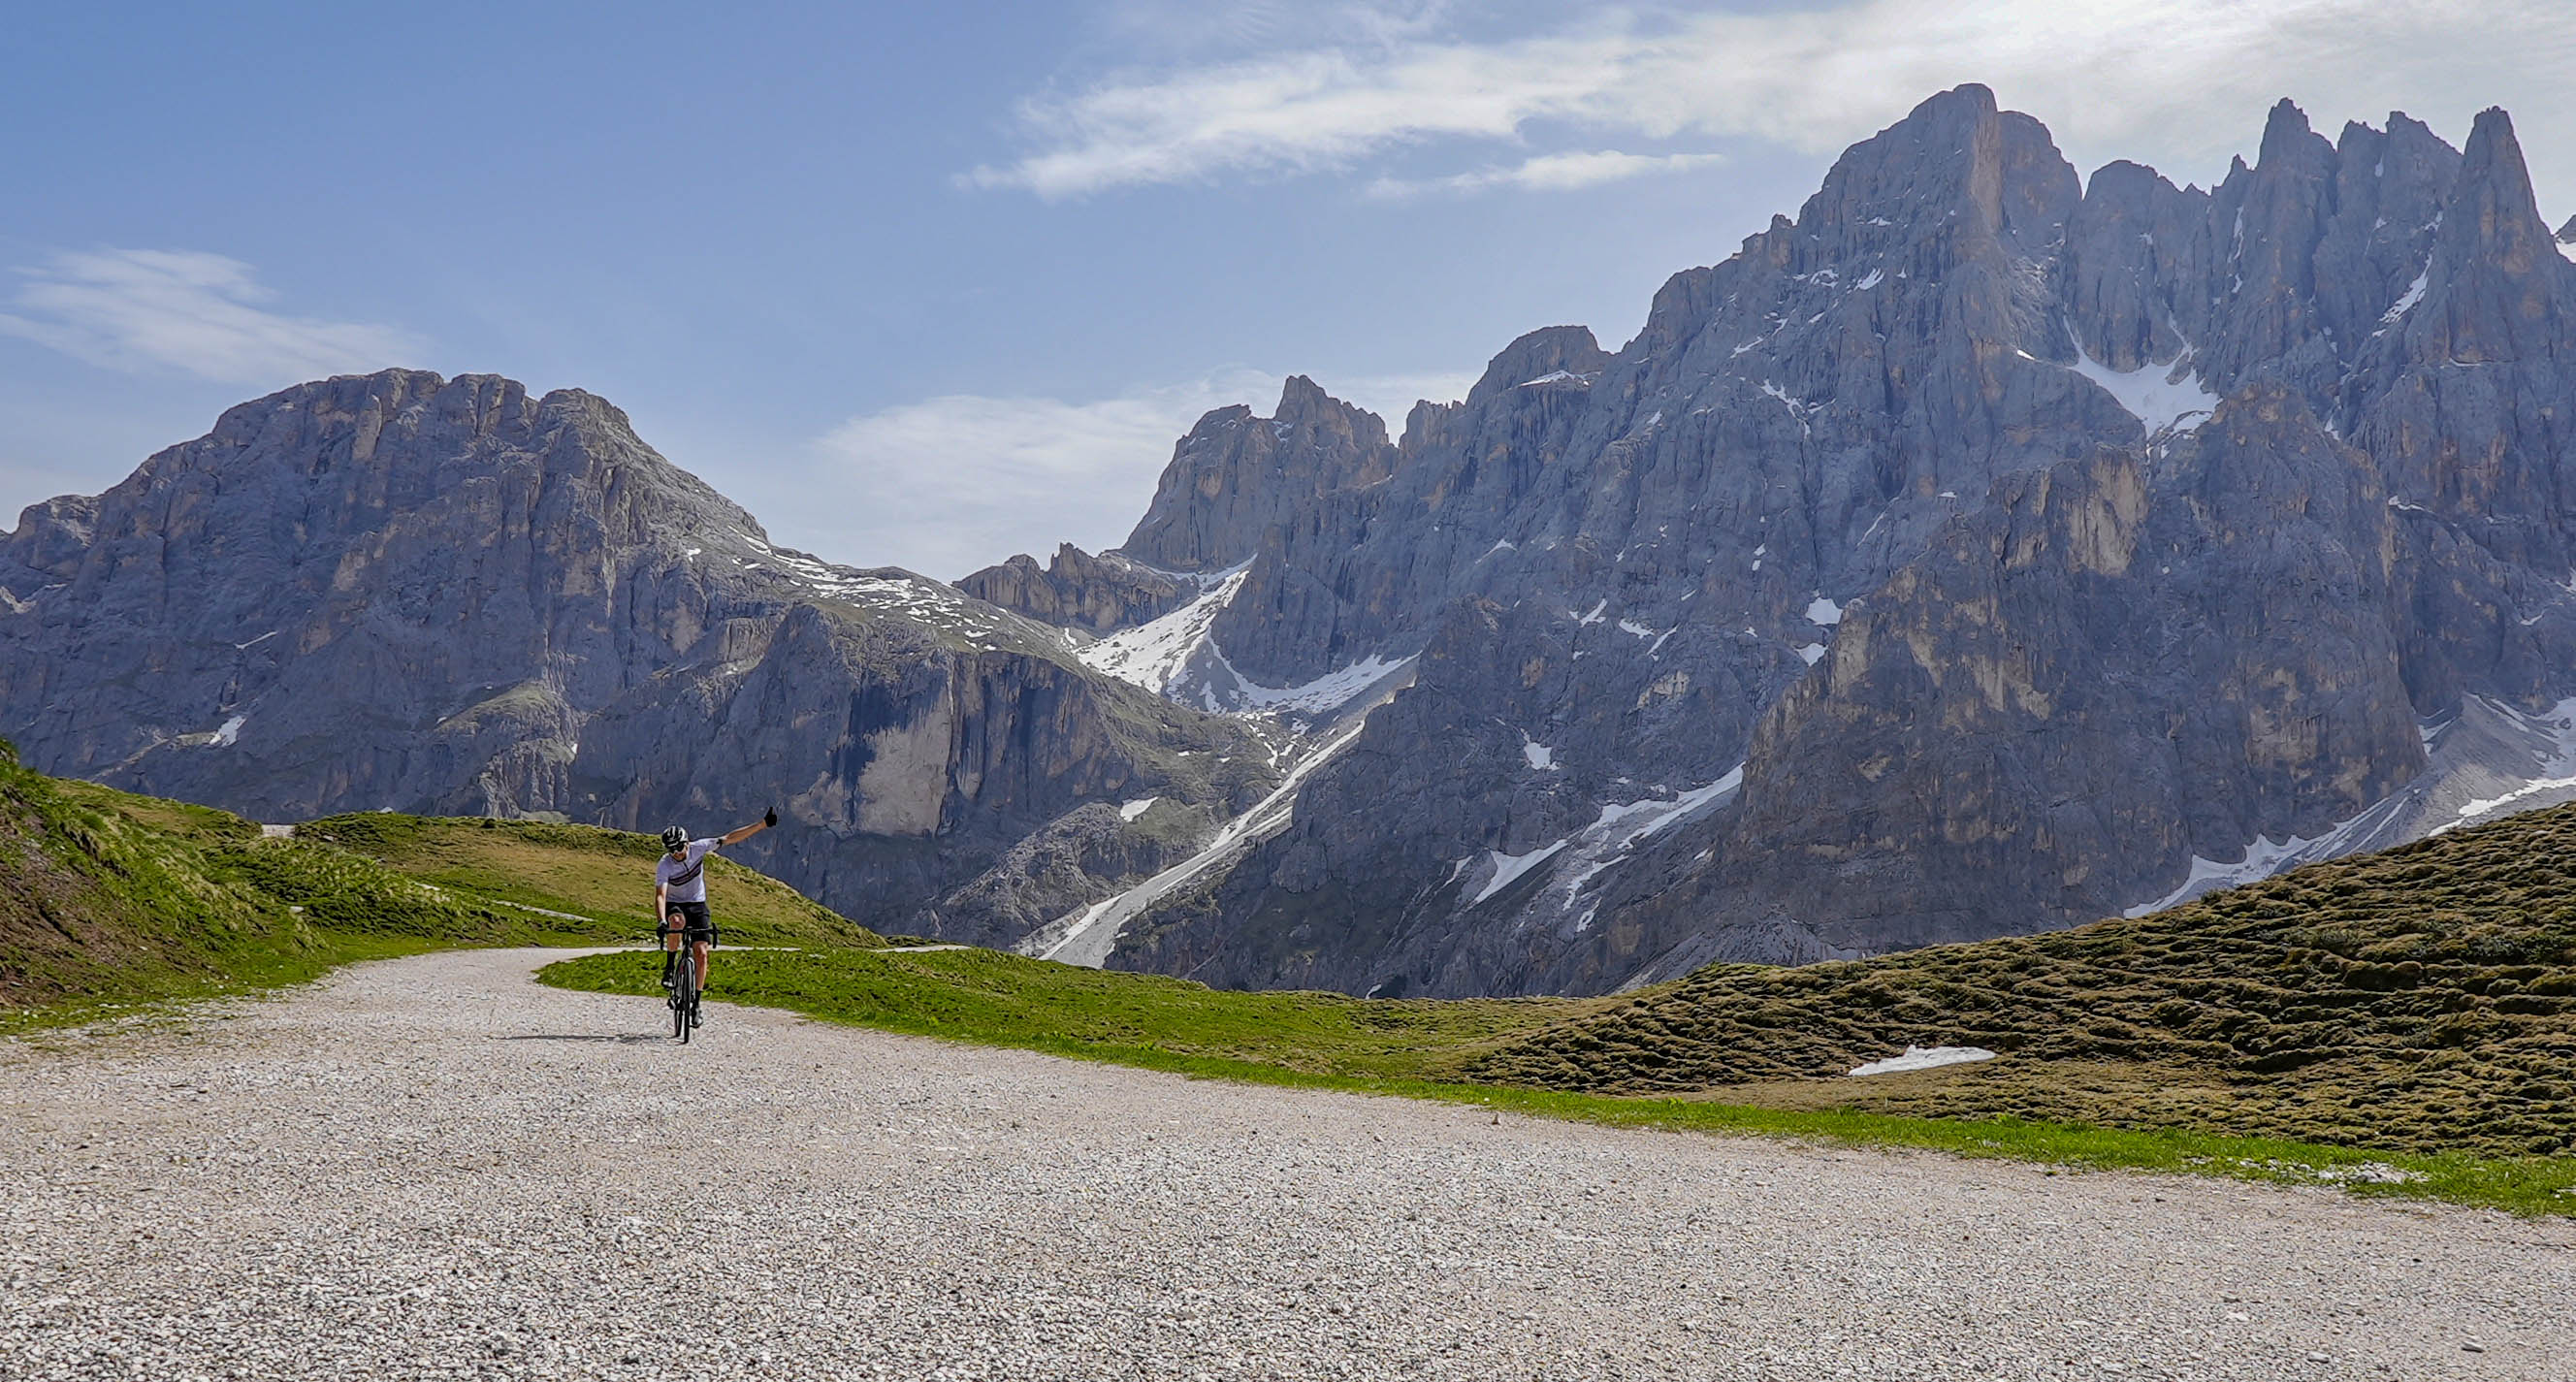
[660,825,688,852]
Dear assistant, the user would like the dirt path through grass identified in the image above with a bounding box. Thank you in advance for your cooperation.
[6,949,2570,1380]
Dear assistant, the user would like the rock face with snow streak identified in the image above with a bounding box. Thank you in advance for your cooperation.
[15,88,2576,999]
[0,370,1275,938]
[1008,88,2576,996]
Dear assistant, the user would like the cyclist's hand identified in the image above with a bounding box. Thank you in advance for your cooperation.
[763,805,778,828]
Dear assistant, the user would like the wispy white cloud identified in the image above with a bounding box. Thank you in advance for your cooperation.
[1368,148,1724,198]
[970,1,2576,201]
[0,249,423,386]
[1090,0,1455,59]
[781,367,1473,579]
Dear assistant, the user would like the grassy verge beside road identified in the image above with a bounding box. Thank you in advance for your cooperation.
[538,943,2576,1216]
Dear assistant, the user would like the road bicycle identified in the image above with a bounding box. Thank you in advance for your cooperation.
[654,920,713,1042]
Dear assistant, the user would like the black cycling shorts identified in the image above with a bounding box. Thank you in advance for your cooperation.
[663,900,718,945]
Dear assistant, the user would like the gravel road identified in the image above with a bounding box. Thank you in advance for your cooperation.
[6,949,2570,1380]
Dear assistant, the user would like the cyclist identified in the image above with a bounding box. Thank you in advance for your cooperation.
[655,807,777,1009]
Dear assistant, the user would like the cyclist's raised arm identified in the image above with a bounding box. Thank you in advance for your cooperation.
[716,807,776,848]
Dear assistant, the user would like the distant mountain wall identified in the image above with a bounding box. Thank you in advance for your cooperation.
[0,370,1277,942]
[982,87,2576,997]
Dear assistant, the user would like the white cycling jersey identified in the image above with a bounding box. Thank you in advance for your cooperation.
[655,838,721,905]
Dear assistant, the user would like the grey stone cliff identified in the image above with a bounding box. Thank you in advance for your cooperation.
[956,543,1190,634]
[16,88,2576,999]
[1011,88,2576,996]
[0,370,1275,939]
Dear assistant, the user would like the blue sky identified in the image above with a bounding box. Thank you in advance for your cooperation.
[6,1,2571,578]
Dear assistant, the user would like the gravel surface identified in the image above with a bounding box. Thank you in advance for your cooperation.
[6,948,2571,1380]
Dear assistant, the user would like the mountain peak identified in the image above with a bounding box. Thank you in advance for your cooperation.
[1907,82,1998,124]
[2258,97,2314,158]
[1272,374,1385,440]
[1465,326,1607,405]
[2441,106,2555,270]
[1797,81,2076,260]
[1121,374,1402,571]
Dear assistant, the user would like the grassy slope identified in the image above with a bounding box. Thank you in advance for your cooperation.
[3,770,874,1030]
[293,813,874,947]
[5,764,534,1027]
[1468,801,2576,1159]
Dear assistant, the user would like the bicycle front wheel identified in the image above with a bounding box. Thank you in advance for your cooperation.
[671,963,693,1042]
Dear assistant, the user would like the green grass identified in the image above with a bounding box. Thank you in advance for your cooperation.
[0,755,496,1030]
[540,944,1594,1077]
[536,943,2576,1216]
[292,812,873,948]
[2,760,874,1031]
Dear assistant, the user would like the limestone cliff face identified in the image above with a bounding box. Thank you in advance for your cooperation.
[0,370,1274,938]
[18,87,2576,998]
[956,544,1189,633]
[1119,375,1401,574]
[1062,88,2576,996]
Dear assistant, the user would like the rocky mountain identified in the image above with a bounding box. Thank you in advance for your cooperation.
[0,370,1280,939]
[16,86,2576,1002]
[976,86,2576,997]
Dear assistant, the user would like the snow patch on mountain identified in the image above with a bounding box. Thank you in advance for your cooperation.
[1025,720,1371,967]
[2432,695,2576,831]
[1231,654,1414,720]
[1463,764,1748,918]
[1850,1045,1996,1077]
[2381,267,2431,323]
[2063,338,2218,434]
[2122,696,2576,917]
[1471,840,1568,906]
[1076,568,1250,694]
[1075,565,1412,723]
[2119,802,2402,917]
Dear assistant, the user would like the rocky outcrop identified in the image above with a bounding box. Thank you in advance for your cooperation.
[956,544,1190,633]
[1119,376,1400,573]
[929,798,1212,950]
[1081,88,2576,996]
[0,370,1276,941]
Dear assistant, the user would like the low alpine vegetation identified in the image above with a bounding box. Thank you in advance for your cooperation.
[1466,802,2576,1159]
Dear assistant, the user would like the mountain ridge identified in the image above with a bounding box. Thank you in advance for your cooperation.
[0,369,1286,948]
[13,85,2576,1001]
[973,85,2576,997]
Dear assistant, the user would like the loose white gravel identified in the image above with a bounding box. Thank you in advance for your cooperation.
[5,948,2571,1380]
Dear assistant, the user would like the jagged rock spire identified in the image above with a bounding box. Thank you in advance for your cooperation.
[1120,375,1399,572]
